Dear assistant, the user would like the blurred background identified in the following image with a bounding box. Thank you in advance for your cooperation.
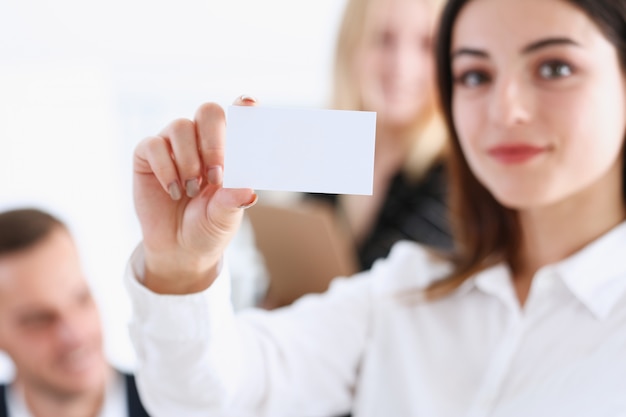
[0,0,346,379]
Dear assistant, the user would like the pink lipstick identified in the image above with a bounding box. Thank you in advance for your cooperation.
[487,144,547,164]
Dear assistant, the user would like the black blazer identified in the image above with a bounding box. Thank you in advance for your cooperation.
[0,373,150,417]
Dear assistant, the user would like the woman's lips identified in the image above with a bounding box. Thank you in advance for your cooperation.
[487,144,547,164]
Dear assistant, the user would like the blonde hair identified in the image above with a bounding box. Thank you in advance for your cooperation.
[332,0,448,181]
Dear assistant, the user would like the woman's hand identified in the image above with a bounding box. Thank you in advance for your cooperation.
[133,97,258,294]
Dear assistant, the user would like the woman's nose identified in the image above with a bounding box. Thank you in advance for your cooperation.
[488,76,533,127]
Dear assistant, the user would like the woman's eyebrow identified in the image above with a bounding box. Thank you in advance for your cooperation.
[451,37,581,61]
[522,37,581,54]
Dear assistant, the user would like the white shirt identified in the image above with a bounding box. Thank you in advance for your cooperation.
[126,222,626,417]
[6,371,127,417]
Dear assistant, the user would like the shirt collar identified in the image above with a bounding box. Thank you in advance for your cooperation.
[455,221,626,320]
[456,263,520,313]
[554,221,626,320]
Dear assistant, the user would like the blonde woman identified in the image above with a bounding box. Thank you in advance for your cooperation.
[308,0,452,270]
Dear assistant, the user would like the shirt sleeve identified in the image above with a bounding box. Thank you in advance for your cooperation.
[125,244,373,417]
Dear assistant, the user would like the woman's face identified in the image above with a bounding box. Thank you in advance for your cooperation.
[451,0,626,209]
[355,0,435,129]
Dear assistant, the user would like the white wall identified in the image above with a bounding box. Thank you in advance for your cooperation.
[0,0,347,380]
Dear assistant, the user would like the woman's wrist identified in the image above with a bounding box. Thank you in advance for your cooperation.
[142,249,222,294]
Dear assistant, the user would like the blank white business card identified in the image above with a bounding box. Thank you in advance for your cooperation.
[223,105,376,195]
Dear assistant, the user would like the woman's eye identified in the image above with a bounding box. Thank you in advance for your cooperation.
[419,36,432,52]
[539,61,573,79]
[456,71,490,88]
[375,31,395,47]
[22,314,54,329]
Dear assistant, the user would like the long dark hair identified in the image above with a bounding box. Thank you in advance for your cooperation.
[426,0,626,298]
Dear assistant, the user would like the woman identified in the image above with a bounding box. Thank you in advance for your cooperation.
[309,0,452,270]
[126,0,626,415]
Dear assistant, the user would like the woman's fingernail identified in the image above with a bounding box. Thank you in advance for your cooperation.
[168,182,182,201]
[207,166,223,185]
[185,178,200,198]
[240,95,257,104]
[239,193,258,209]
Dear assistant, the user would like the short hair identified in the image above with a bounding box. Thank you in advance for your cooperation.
[0,208,66,256]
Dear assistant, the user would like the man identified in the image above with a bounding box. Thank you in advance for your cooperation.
[0,208,149,417]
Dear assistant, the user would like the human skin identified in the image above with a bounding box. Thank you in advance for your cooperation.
[0,227,109,416]
[355,0,435,130]
[450,0,626,302]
